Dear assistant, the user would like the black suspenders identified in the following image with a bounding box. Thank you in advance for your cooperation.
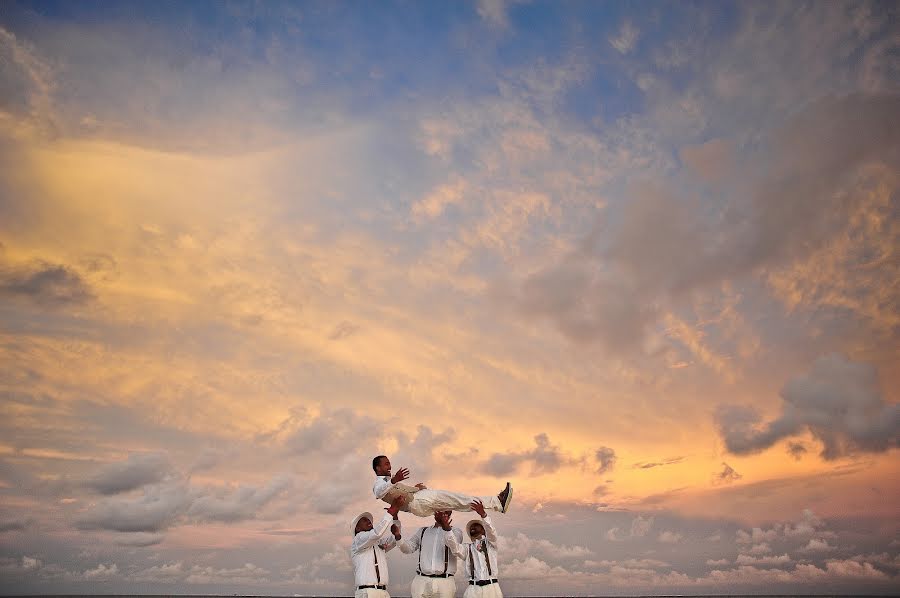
[417,527,450,576]
[468,538,494,581]
[372,545,381,584]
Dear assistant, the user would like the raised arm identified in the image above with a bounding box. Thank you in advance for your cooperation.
[398,527,424,554]
[351,513,394,554]
[437,512,467,560]
[482,515,498,544]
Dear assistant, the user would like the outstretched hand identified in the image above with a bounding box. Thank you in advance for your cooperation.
[469,498,487,518]
[415,483,427,490]
[391,467,410,484]
[390,524,401,541]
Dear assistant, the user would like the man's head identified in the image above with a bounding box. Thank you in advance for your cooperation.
[372,455,391,476]
[433,510,452,526]
[468,521,485,540]
[352,512,374,535]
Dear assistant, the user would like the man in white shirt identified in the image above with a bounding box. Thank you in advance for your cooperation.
[399,510,466,598]
[372,455,513,518]
[350,497,404,597]
[462,499,502,597]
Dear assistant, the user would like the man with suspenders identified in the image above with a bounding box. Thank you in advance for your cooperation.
[350,497,404,597]
[399,510,466,598]
[462,499,502,597]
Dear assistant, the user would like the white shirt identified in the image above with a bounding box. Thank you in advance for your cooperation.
[462,516,499,581]
[350,513,399,586]
[399,525,465,576]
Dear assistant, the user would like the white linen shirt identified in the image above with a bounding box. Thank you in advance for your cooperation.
[350,513,399,587]
[462,516,500,582]
[399,525,465,576]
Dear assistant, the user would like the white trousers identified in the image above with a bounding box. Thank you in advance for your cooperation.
[355,589,390,598]
[410,574,457,598]
[464,582,503,598]
[407,489,502,518]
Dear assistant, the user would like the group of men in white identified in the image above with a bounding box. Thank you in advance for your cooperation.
[350,455,514,598]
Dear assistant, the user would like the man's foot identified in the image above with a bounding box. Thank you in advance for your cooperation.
[498,482,513,513]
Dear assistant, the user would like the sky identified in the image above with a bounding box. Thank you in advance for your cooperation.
[0,0,898,595]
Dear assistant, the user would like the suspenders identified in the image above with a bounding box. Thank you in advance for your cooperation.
[372,545,381,584]
[468,538,494,581]
[416,527,450,576]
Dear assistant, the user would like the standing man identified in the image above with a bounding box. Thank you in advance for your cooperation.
[462,499,502,597]
[399,510,465,598]
[350,497,404,597]
[372,455,513,517]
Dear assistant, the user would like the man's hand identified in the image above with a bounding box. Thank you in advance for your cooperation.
[437,511,453,531]
[386,496,405,517]
[390,524,401,541]
[415,483,427,490]
[391,468,410,484]
[470,498,487,518]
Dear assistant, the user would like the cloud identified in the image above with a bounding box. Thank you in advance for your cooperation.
[787,442,808,460]
[113,532,164,547]
[476,0,512,29]
[187,474,292,523]
[800,538,835,553]
[717,354,899,459]
[85,453,173,495]
[503,556,570,579]
[82,563,118,580]
[0,260,93,307]
[735,554,791,566]
[658,530,682,543]
[185,563,269,585]
[595,446,617,474]
[481,433,569,476]
[509,92,900,353]
[499,531,594,561]
[633,456,685,469]
[630,515,653,537]
[76,483,191,532]
[609,20,639,54]
[712,462,742,485]
[0,518,30,532]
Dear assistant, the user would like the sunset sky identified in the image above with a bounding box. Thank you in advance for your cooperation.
[1,1,898,595]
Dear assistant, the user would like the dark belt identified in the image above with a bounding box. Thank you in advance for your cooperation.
[469,578,499,586]
[358,584,387,589]
[419,572,453,578]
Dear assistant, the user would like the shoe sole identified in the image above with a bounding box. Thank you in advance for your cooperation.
[501,484,513,513]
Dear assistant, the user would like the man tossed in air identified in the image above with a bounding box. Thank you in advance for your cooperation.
[371,455,512,518]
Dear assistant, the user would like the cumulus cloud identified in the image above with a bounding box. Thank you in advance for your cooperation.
[658,530,682,543]
[481,433,569,476]
[85,453,173,495]
[77,474,291,532]
[76,483,191,533]
[503,556,570,579]
[630,515,654,537]
[717,354,900,459]
[187,474,292,523]
[499,531,594,561]
[0,260,93,307]
[82,563,118,580]
[736,554,791,566]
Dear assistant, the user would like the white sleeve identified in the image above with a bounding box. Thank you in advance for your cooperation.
[443,528,466,560]
[482,515,498,544]
[351,513,393,553]
[399,527,424,554]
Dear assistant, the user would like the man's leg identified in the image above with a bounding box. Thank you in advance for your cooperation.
[409,488,507,516]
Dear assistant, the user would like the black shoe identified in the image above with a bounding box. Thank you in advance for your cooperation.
[498,482,513,513]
